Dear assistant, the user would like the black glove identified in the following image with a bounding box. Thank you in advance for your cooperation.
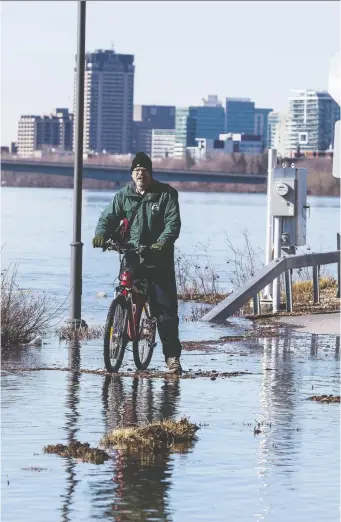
[150,242,165,252]
[92,235,105,248]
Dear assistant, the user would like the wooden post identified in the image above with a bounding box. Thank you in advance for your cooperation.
[285,269,293,312]
[313,265,320,304]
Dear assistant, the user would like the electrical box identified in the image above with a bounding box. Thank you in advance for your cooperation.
[271,166,308,250]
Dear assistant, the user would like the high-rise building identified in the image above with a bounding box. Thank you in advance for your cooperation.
[17,115,42,156]
[132,105,175,155]
[225,98,255,134]
[77,49,135,154]
[175,107,197,150]
[17,109,73,156]
[254,107,272,150]
[151,129,176,159]
[174,98,225,158]
[225,98,272,151]
[268,112,281,148]
[286,89,340,155]
[195,95,225,141]
[55,108,74,151]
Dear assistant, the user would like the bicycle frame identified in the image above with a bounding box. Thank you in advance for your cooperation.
[117,266,148,342]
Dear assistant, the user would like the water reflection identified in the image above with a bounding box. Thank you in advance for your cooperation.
[91,376,184,521]
[255,336,304,518]
[61,342,81,522]
[335,336,340,360]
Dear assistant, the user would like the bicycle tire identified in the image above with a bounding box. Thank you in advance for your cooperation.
[133,302,156,371]
[104,295,129,373]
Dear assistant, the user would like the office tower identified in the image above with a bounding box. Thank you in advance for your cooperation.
[76,49,134,154]
[286,89,340,155]
[132,105,175,155]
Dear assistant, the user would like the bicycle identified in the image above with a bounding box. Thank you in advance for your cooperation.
[103,241,157,373]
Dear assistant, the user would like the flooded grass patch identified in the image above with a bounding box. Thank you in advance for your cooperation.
[308,395,340,403]
[57,325,104,341]
[101,417,199,453]
[44,441,110,464]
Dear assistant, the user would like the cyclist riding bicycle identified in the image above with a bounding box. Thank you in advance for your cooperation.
[92,152,183,375]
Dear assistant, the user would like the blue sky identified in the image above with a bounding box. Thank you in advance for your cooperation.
[1,1,340,145]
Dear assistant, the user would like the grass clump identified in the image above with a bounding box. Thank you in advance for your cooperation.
[44,441,110,464]
[101,417,200,453]
[57,324,104,341]
[308,395,340,403]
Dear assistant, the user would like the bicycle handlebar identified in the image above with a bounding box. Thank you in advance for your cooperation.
[103,240,151,256]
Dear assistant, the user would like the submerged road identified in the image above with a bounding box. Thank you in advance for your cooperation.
[275,312,340,335]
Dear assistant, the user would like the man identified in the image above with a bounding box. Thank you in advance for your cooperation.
[92,152,182,375]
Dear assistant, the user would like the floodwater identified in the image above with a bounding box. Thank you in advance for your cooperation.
[1,188,340,521]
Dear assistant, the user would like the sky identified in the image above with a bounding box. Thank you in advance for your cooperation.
[1,1,340,145]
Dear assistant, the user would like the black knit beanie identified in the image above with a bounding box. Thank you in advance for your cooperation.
[131,152,153,175]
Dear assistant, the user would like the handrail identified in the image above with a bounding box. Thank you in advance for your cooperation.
[201,250,340,323]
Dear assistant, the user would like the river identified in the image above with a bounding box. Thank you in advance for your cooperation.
[1,188,340,521]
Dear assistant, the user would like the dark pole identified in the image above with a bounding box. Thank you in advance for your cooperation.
[70,0,86,327]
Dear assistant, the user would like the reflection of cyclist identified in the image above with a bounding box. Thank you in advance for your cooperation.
[101,376,181,521]
[92,152,183,375]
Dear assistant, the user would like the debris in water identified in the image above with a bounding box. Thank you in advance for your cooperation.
[43,441,110,464]
[21,466,48,472]
[307,395,340,403]
[101,417,200,453]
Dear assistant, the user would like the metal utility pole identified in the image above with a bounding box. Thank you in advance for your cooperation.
[263,148,277,299]
[272,216,282,313]
[70,0,86,327]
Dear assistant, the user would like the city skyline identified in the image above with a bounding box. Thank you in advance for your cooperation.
[2,1,339,146]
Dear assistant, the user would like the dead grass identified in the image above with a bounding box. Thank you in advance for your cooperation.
[57,325,104,341]
[44,441,110,464]
[1,263,66,348]
[307,395,340,403]
[182,304,214,322]
[175,246,222,303]
[101,417,200,453]
[291,277,337,306]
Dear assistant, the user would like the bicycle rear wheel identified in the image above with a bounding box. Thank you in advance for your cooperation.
[104,295,129,373]
[133,303,156,371]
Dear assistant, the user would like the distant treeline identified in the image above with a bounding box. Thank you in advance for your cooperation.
[1,155,339,196]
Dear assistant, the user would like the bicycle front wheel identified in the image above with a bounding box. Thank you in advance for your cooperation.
[104,295,129,373]
[133,303,156,371]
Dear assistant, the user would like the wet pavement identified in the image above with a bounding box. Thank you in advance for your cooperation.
[2,327,340,522]
[274,312,340,335]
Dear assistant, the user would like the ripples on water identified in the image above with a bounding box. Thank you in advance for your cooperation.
[1,189,340,521]
[2,333,340,521]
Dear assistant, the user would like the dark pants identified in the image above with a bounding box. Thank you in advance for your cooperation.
[122,251,182,360]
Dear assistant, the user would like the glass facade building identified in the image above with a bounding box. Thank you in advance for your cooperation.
[287,90,340,154]
[225,98,255,134]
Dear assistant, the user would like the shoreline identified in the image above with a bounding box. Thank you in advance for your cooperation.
[1,171,339,196]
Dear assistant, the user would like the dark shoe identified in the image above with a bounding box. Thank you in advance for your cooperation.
[166,357,182,375]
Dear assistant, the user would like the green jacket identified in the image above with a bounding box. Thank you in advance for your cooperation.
[95,180,181,260]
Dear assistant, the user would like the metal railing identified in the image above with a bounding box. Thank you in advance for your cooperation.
[201,242,340,323]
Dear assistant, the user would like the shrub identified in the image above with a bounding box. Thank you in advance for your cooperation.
[1,263,66,348]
